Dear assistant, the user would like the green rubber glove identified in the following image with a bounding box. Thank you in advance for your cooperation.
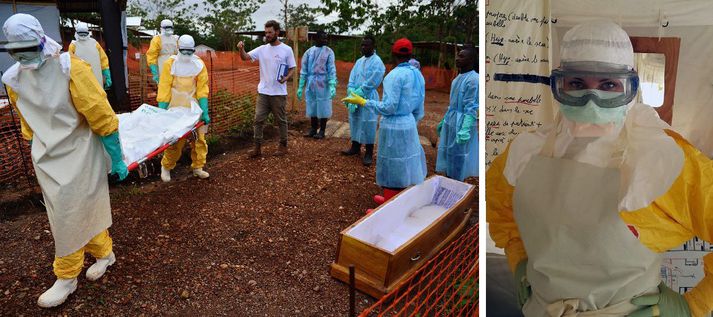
[99,131,128,181]
[627,283,691,317]
[353,87,365,98]
[347,103,357,113]
[28,139,32,147]
[514,259,531,309]
[342,91,367,106]
[149,64,159,84]
[456,114,476,144]
[437,118,445,135]
[329,78,337,99]
[158,102,169,109]
[297,76,306,101]
[198,97,210,124]
[102,68,112,89]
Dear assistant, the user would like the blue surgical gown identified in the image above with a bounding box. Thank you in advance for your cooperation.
[366,62,427,188]
[347,54,385,145]
[436,70,478,181]
[301,46,336,119]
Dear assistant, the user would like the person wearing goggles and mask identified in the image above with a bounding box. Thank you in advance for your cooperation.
[1,13,128,308]
[68,22,111,90]
[156,35,210,181]
[146,19,178,84]
[487,20,713,317]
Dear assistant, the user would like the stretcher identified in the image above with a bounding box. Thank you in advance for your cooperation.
[126,120,205,178]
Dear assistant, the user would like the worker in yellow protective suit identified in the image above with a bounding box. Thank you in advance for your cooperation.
[1,13,127,308]
[68,22,111,89]
[487,20,713,317]
[146,19,178,84]
[157,34,210,182]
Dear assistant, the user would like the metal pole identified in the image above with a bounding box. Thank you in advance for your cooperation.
[349,264,356,317]
[99,0,129,112]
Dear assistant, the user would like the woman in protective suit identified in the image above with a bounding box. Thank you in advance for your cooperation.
[487,20,713,317]
[2,13,128,308]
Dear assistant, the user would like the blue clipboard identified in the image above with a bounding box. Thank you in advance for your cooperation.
[276,63,288,82]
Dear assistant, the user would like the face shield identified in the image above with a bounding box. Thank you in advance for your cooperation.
[161,26,174,36]
[8,45,44,69]
[551,62,639,109]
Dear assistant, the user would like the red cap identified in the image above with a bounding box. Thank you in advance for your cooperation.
[392,38,413,55]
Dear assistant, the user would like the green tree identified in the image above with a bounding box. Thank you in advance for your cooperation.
[319,0,378,33]
[282,3,322,30]
[202,0,264,50]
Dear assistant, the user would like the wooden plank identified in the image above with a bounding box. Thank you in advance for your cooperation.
[386,205,474,288]
[629,37,681,125]
[330,263,387,299]
[336,235,390,283]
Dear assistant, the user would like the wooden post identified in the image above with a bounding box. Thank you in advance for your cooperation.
[291,27,299,112]
[349,265,356,317]
[139,54,146,105]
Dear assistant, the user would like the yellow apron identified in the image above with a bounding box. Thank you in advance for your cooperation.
[158,34,178,74]
[513,130,661,317]
[168,75,196,109]
[16,57,112,257]
[161,74,208,169]
[72,38,102,86]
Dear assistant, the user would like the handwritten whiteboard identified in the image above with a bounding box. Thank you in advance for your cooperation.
[485,0,554,167]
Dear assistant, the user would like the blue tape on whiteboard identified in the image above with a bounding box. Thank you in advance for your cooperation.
[494,73,551,85]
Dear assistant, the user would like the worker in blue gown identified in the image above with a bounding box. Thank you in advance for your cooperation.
[436,46,478,181]
[341,35,386,166]
[297,30,337,139]
[343,38,427,206]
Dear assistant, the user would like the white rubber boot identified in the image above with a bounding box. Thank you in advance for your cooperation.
[37,278,77,308]
[86,251,116,281]
[192,168,210,179]
[161,166,171,182]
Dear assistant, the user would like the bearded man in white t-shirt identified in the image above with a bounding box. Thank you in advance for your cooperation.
[237,20,297,157]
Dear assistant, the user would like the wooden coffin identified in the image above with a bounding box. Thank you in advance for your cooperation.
[330,175,476,298]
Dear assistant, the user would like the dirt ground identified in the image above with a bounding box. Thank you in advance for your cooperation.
[0,89,476,316]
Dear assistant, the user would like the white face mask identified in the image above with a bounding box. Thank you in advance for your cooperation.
[11,51,45,70]
[76,33,89,41]
[162,28,174,36]
[177,53,192,63]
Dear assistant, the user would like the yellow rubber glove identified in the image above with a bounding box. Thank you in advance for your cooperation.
[342,91,367,106]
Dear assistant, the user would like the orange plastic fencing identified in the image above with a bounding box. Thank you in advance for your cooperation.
[0,48,457,190]
[0,104,36,191]
[359,223,479,317]
[335,60,457,90]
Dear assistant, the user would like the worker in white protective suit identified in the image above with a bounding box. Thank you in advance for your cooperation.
[147,19,178,84]
[1,14,127,308]
[487,20,713,317]
[156,34,210,181]
[68,22,111,89]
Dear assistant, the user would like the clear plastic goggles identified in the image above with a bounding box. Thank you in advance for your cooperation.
[550,62,639,108]
[77,32,89,37]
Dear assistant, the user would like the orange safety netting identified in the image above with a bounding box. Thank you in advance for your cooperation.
[360,223,479,317]
[0,104,35,191]
[0,48,457,189]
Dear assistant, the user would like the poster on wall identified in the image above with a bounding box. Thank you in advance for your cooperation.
[484,0,554,254]
[484,0,553,167]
